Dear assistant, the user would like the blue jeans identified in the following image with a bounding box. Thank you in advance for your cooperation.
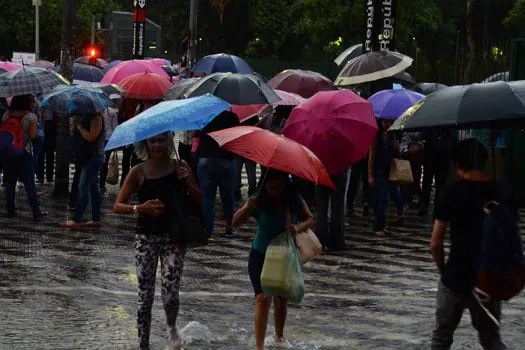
[4,152,41,216]
[73,155,104,223]
[198,158,237,235]
[373,177,404,231]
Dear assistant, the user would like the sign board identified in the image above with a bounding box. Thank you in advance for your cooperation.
[12,52,36,64]
[132,0,146,59]
[363,0,376,53]
[362,0,397,52]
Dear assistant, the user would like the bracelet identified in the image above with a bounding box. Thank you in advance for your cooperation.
[132,205,138,215]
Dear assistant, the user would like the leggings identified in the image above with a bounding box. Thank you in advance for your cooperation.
[135,234,187,348]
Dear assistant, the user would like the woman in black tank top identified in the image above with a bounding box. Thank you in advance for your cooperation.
[114,131,202,350]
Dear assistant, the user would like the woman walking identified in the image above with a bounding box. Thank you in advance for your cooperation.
[233,169,315,350]
[114,132,201,350]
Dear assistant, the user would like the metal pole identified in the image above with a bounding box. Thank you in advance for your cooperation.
[454,31,460,85]
[188,0,197,72]
[91,14,95,45]
[35,0,40,60]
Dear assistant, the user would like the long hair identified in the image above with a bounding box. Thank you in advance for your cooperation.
[134,131,177,160]
[257,168,300,212]
[9,94,33,111]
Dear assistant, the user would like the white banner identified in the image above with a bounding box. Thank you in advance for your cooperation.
[12,52,36,64]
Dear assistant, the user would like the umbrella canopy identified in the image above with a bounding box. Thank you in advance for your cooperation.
[282,90,377,175]
[192,53,254,74]
[335,51,413,87]
[164,78,201,100]
[31,60,55,68]
[393,71,416,86]
[0,66,69,97]
[147,58,171,66]
[0,68,6,74]
[268,69,334,98]
[368,89,425,120]
[39,85,113,115]
[482,71,510,83]
[102,60,122,74]
[273,90,307,106]
[413,82,448,96]
[72,82,125,95]
[0,62,23,72]
[185,73,281,105]
[334,44,363,67]
[105,94,231,151]
[389,81,525,132]
[209,126,335,188]
[74,56,108,69]
[231,104,271,123]
[101,60,170,84]
[119,73,173,100]
[53,63,104,82]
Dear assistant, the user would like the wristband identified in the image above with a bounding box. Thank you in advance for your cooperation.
[133,205,138,215]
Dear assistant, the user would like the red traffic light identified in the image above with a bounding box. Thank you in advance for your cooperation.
[87,47,99,58]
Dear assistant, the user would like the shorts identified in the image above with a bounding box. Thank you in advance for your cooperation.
[248,248,265,296]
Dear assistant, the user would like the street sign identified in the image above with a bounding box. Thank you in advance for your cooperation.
[32,0,41,6]
[132,0,146,59]
[12,52,36,64]
[362,0,397,52]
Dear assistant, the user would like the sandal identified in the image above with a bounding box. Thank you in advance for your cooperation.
[60,220,83,229]
[84,221,103,228]
[374,230,387,237]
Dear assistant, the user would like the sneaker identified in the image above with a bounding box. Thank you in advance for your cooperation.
[224,227,236,237]
[33,211,49,220]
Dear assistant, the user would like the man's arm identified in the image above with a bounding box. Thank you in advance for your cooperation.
[430,219,447,276]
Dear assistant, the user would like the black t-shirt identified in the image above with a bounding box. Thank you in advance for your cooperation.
[435,179,512,294]
[199,111,240,159]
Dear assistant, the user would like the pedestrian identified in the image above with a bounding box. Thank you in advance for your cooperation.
[99,105,119,193]
[119,97,141,187]
[196,110,240,236]
[114,131,202,350]
[36,104,56,184]
[256,105,292,135]
[400,131,424,208]
[60,111,104,228]
[430,138,509,349]
[368,118,404,237]
[235,116,259,200]
[233,169,315,350]
[346,157,371,217]
[1,94,47,219]
[177,130,193,165]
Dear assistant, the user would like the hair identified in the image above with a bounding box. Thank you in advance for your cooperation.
[134,131,177,160]
[9,94,34,111]
[452,138,488,172]
[257,168,300,212]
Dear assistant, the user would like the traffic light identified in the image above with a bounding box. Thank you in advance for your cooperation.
[87,46,99,59]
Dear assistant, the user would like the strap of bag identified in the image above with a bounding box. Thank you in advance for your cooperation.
[473,288,500,327]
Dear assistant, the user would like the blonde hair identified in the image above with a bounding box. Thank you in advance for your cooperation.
[134,132,177,160]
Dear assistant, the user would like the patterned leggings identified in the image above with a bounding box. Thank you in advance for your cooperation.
[135,234,187,348]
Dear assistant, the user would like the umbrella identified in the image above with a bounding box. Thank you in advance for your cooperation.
[147,58,171,66]
[164,78,201,100]
[0,66,69,97]
[368,89,425,120]
[53,63,104,82]
[72,82,125,95]
[413,82,448,96]
[31,60,55,68]
[118,73,173,100]
[273,90,307,106]
[39,85,113,115]
[74,56,109,69]
[208,126,335,188]
[0,62,23,72]
[268,69,334,98]
[334,44,363,67]
[282,90,377,175]
[103,60,122,74]
[101,60,170,84]
[335,51,413,86]
[0,68,6,74]
[192,53,254,74]
[231,104,270,123]
[230,90,305,123]
[389,81,525,132]
[185,73,281,105]
[393,71,416,86]
[105,94,231,151]
[482,71,510,83]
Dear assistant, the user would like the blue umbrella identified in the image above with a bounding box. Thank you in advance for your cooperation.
[192,53,254,74]
[103,60,122,74]
[105,94,231,151]
[368,89,425,120]
[39,85,113,115]
[53,63,104,82]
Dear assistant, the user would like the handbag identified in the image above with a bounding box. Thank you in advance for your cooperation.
[287,208,322,265]
[388,158,414,185]
[170,160,208,247]
[106,152,119,185]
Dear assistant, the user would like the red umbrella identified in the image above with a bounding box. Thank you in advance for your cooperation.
[282,90,377,175]
[209,126,335,188]
[268,69,334,98]
[119,72,173,100]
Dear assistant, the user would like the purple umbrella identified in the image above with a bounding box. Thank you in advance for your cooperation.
[368,89,425,120]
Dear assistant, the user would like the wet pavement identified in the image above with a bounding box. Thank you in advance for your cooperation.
[1,176,525,349]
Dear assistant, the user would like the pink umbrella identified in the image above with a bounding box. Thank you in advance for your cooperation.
[273,89,307,106]
[147,58,170,66]
[282,89,377,175]
[268,69,334,98]
[32,60,55,68]
[101,60,170,84]
[0,62,23,72]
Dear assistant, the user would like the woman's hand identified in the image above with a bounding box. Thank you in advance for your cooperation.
[368,173,374,188]
[139,199,165,217]
[178,165,191,180]
[285,223,300,236]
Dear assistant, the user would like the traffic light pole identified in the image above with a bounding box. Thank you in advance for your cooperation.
[188,0,198,72]
[35,0,40,60]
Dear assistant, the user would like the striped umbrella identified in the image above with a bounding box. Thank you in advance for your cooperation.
[0,66,69,97]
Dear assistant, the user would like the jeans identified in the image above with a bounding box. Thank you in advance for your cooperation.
[69,164,81,207]
[421,152,450,214]
[4,152,41,216]
[346,158,371,212]
[37,120,56,182]
[431,281,506,350]
[235,156,257,197]
[373,176,404,231]
[198,157,237,235]
[315,170,349,250]
[73,155,104,223]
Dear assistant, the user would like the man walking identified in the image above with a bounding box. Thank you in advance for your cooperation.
[37,105,57,183]
[430,139,508,349]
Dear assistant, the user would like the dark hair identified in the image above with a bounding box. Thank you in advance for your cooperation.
[452,138,488,172]
[9,94,34,111]
[257,169,300,212]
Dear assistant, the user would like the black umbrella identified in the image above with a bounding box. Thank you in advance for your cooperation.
[334,44,363,67]
[393,71,416,86]
[185,73,281,105]
[482,71,509,84]
[413,82,448,96]
[164,78,201,100]
[335,51,413,87]
[389,81,525,132]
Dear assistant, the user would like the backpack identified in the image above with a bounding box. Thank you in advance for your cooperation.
[476,186,525,301]
[0,111,29,158]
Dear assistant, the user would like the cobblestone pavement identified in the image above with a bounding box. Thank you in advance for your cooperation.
[1,179,524,350]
